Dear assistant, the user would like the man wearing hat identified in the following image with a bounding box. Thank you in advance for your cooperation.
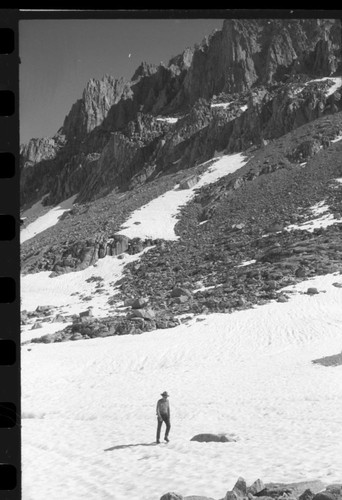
[156,391,171,443]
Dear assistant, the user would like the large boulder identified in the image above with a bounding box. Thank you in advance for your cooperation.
[257,482,325,499]
[225,478,248,500]
[71,333,83,341]
[312,493,337,500]
[31,321,43,330]
[131,297,149,309]
[128,308,155,320]
[35,305,54,313]
[248,479,265,496]
[21,311,29,325]
[111,234,130,256]
[51,314,67,323]
[190,433,237,443]
[233,477,247,498]
[171,287,192,298]
[39,334,55,343]
[160,494,184,500]
[80,309,93,318]
[299,490,315,500]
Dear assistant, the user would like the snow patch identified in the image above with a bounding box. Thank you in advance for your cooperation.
[311,201,330,216]
[21,249,152,322]
[285,200,342,232]
[193,284,221,294]
[331,134,342,143]
[21,195,77,243]
[117,153,247,240]
[305,76,342,97]
[236,259,257,268]
[156,117,179,124]
[211,102,232,109]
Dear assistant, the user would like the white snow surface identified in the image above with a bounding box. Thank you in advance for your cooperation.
[156,117,179,123]
[21,195,77,243]
[21,151,342,499]
[305,77,342,97]
[22,273,342,500]
[236,259,257,268]
[285,200,342,232]
[211,102,232,109]
[21,250,152,343]
[331,134,342,143]
[118,153,247,240]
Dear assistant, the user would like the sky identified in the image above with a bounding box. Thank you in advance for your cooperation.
[19,18,224,144]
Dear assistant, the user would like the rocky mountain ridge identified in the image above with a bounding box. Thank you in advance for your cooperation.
[22,109,342,342]
[20,18,341,209]
[20,18,342,343]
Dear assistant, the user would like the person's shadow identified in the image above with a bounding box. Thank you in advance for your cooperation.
[104,442,158,451]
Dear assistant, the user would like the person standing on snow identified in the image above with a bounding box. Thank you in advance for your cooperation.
[156,391,171,443]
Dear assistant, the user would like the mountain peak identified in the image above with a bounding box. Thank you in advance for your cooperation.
[131,61,158,81]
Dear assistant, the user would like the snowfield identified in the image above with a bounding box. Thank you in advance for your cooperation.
[21,194,77,243]
[21,249,152,343]
[285,198,342,232]
[118,153,247,240]
[21,153,342,500]
[22,273,342,500]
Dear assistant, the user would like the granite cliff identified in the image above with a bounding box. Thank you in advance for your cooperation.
[20,18,341,209]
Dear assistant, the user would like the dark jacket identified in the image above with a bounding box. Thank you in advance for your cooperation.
[156,398,170,419]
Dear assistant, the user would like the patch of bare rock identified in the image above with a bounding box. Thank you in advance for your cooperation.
[312,352,342,367]
[159,477,341,500]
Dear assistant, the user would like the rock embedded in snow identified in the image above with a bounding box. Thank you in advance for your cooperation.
[299,489,315,500]
[276,294,289,303]
[306,287,319,295]
[190,433,237,443]
[232,477,248,497]
[71,333,83,341]
[127,307,155,320]
[160,493,184,500]
[248,479,265,496]
[312,493,336,500]
[79,309,93,318]
[31,321,43,330]
[36,305,54,313]
[162,479,334,500]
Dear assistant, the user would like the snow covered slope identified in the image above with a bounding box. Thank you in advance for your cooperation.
[21,194,77,243]
[22,273,342,500]
[21,150,342,500]
[118,153,247,240]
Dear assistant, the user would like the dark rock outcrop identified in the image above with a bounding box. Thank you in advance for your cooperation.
[20,19,341,211]
[190,433,238,443]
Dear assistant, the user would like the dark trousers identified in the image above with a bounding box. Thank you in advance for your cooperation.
[156,414,171,442]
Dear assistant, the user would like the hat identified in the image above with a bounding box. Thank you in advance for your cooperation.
[161,391,169,397]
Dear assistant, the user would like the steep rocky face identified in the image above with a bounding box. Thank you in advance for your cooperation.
[20,18,342,210]
[20,134,66,169]
[173,19,341,106]
[61,75,132,142]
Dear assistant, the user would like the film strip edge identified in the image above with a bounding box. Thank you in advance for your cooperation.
[0,8,20,499]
